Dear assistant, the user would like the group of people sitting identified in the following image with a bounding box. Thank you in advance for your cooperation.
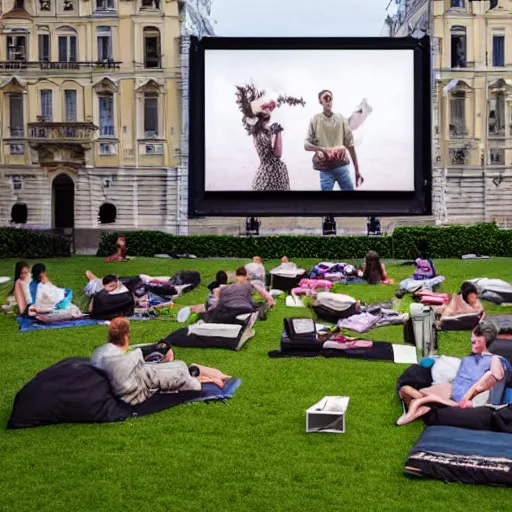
[9,261,75,318]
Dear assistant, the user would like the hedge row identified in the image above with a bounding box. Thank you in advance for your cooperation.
[97,222,512,259]
[0,228,71,258]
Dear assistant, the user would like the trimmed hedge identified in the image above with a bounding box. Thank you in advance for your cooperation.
[98,231,394,259]
[0,228,71,258]
[97,222,512,259]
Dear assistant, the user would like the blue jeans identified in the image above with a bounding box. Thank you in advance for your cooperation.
[319,165,354,191]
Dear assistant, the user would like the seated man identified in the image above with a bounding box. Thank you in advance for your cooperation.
[203,266,276,324]
[397,320,506,426]
[90,317,231,405]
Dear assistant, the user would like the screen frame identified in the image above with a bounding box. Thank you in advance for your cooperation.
[188,36,432,218]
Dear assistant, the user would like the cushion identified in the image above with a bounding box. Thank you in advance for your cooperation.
[431,356,461,385]
[7,357,238,429]
[405,425,512,485]
[163,312,258,350]
[437,313,481,331]
[91,289,135,320]
[7,358,134,428]
[312,292,358,323]
[490,338,512,365]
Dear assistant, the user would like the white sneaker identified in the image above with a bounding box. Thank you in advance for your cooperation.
[177,306,191,323]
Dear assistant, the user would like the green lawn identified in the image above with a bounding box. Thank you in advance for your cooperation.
[1,257,512,512]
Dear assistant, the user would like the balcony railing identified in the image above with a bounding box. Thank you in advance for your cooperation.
[0,60,122,71]
[28,122,98,141]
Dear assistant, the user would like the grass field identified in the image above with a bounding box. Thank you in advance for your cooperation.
[1,256,512,512]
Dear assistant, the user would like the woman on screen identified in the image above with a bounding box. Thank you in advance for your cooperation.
[235,84,306,191]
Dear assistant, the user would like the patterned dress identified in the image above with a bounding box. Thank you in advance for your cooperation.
[251,130,290,191]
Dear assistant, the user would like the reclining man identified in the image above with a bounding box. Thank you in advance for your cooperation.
[397,320,508,426]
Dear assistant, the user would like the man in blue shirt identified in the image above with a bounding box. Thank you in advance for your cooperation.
[397,320,506,426]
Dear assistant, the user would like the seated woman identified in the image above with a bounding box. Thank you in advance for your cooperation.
[435,281,484,318]
[203,266,276,324]
[362,251,394,285]
[27,263,73,316]
[413,252,437,280]
[10,261,32,314]
[90,317,232,405]
[104,235,128,263]
[397,320,506,426]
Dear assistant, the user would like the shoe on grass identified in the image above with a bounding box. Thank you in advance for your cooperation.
[177,306,191,323]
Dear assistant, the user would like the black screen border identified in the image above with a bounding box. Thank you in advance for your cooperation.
[188,36,432,218]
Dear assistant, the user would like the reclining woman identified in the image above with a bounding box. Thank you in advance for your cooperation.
[90,317,232,405]
[435,281,484,318]
[397,320,506,426]
[203,266,276,325]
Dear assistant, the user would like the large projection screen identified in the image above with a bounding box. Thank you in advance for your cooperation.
[188,36,432,217]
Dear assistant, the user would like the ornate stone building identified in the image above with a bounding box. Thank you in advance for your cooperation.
[0,0,184,244]
[385,0,512,225]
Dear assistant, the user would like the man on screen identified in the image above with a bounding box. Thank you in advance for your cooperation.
[304,90,364,191]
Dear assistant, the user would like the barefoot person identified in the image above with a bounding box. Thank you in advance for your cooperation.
[397,320,506,426]
[304,89,365,191]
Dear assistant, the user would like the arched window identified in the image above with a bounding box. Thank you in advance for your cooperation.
[11,203,28,224]
[143,27,161,68]
[98,202,117,224]
[450,26,467,68]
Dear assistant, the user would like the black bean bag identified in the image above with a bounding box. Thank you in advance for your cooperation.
[90,289,135,320]
[489,338,512,365]
[6,357,236,429]
[162,312,258,350]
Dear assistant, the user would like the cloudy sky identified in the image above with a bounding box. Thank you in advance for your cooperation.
[210,0,391,37]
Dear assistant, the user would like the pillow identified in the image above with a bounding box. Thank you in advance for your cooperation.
[7,358,133,429]
[431,355,461,385]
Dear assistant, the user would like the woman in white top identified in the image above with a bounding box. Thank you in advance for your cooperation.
[11,261,32,314]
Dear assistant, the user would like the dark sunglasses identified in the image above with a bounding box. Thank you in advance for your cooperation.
[322,95,332,102]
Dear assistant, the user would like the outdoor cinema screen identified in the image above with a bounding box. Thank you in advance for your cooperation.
[188,36,431,217]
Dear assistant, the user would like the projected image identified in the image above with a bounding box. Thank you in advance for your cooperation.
[204,49,415,192]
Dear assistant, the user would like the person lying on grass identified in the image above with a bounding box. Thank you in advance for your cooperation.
[90,317,232,405]
[85,271,175,310]
[182,266,276,325]
[397,320,505,426]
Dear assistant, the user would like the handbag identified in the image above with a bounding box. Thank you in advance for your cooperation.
[312,147,350,170]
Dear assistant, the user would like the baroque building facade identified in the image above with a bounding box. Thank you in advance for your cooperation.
[0,0,184,240]
[384,0,512,224]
